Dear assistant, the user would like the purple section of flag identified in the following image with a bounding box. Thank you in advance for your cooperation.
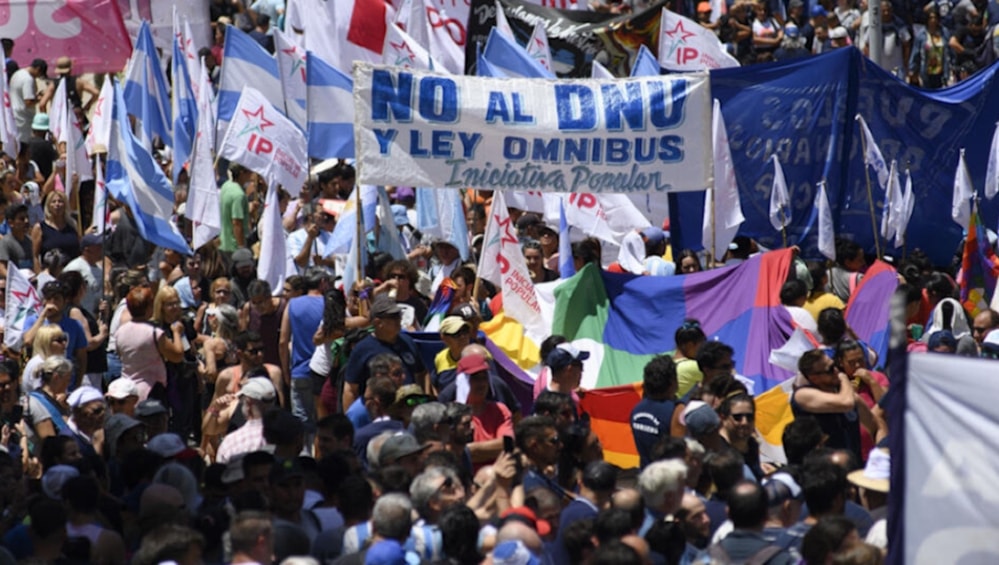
[846,260,898,366]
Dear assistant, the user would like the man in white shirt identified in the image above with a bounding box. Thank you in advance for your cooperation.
[9,59,53,142]
[63,233,104,315]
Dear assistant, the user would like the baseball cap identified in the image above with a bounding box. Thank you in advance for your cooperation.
[785,23,800,38]
[42,465,80,499]
[763,472,803,506]
[379,433,428,466]
[371,295,402,318]
[642,226,667,245]
[106,378,139,400]
[231,248,254,269]
[147,433,198,459]
[681,401,721,436]
[697,1,712,12]
[393,384,430,407]
[135,399,168,417]
[394,186,415,203]
[440,316,471,336]
[104,413,143,458]
[239,378,277,402]
[500,506,551,537]
[31,113,49,131]
[811,4,828,17]
[927,330,957,350]
[457,353,490,376]
[829,26,848,39]
[451,302,480,322]
[545,343,590,371]
[81,233,103,247]
[270,458,305,484]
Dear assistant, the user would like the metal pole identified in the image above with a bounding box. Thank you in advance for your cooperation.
[868,0,883,68]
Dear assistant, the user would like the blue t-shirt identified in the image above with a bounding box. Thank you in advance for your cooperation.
[288,295,323,379]
[346,397,372,430]
[23,312,87,360]
[630,397,677,469]
[344,333,424,397]
[559,497,599,532]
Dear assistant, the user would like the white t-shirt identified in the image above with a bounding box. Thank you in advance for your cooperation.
[9,69,36,142]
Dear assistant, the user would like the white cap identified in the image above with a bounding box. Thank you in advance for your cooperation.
[106,378,139,400]
[238,378,277,402]
[67,386,104,409]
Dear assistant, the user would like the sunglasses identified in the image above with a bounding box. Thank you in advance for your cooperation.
[244,347,264,355]
[404,395,431,408]
[730,413,754,422]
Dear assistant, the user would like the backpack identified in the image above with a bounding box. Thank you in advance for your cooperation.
[973,24,999,69]
[707,542,784,565]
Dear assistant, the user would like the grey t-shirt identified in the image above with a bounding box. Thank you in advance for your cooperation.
[0,232,33,271]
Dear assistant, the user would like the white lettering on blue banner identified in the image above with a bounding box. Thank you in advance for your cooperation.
[353,63,712,193]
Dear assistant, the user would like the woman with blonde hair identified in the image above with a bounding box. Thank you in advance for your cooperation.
[31,190,80,273]
[153,286,201,438]
[195,277,233,335]
[22,325,69,394]
[201,304,239,383]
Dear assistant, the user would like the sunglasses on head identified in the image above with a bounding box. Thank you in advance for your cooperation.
[404,395,431,408]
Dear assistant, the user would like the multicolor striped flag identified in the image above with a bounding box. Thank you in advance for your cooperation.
[957,211,999,317]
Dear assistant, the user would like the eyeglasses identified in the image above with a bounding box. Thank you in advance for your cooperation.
[730,413,754,422]
[52,336,68,343]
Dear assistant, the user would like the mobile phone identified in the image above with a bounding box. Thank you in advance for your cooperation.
[3,405,22,425]
[503,435,515,453]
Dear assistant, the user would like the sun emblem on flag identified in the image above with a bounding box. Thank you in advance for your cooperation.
[237,105,274,138]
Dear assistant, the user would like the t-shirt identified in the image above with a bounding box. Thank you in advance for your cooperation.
[63,256,102,314]
[9,68,36,142]
[433,347,459,392]
[344,333,424,398]
[630,397,677,468]
[113,321,167,401]
[471,401,513,443]
[0,232,33,271]
[676,358,704,398]
[219,180,248,252]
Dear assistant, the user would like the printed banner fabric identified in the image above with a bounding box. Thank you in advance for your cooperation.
[353,63,712,193]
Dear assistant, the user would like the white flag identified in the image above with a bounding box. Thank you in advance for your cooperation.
[49,77,67,143]
[952,148,974,229]
[895,170,914,248]
[658,10,739,71]
[425,2,466,74]
[4,264,41,351]
[274,28,308,130]
[506,191,546,214]
[478,190,546,341]
[986,121,999,200]
[218,86,307,197]
[85,77,113,155]
[547,193,651,246]
[50,77,92,197]
[495,0,515,40]
[881,160,901,240]
[257,183,286,294]
[817,181,835,260]
[0,65,18,157]
[396,0,430,51]
[769,154,790,232]
[702,99,744,259]
[526,21,553,73]
[90,156,110,234]
[856,115,889,190]
[590,59,614,79]
[383,21,436,70]
[187,59,221,250]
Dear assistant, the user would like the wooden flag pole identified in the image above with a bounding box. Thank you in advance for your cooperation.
[857,126,883,260]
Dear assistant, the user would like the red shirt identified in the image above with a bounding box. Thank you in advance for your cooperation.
[472,401,513,443]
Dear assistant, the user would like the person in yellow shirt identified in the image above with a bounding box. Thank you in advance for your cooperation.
[432,316,473,394]
[674,320,707,399]
[804,260,845,321]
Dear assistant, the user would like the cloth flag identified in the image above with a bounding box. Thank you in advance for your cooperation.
[383,21,437,70]
[90,156,110,234]
[423,278,458,332]
[172,16,199,183]
[327,185,378,255]
[896,169,915,248]
[416,187,470,261]
[702,99,744,259]
[558,199,575,279]
[306,51,355,159]
[292,0,383,76]
[85,77,113,155]
[881,160,903,241]
[124,21,173,149]
[845,259,898,364]
[856,114,889,190]
[591,59,614,79]
[180,19,202,99]
[218,25,282,143]
[478,190,546,341]
[375,186,406,260]
[0,65,18,157]
[481,28,554,78]
[495,0,515,40]
[4,264,41,351]
[817,181,836,260]
[423,1,467,74]
[105,79,191,255]
[257,184,287,295]
[274,29,308,130]
[986,121,999,200]
[630,45,660,77]
[525,21,553,73]
[553,193,651,247]
[658,10,739,71]
[341,196,368,301]
[952,148,974,229]
[187,60,221,251]
[395,0,429,49]
[768,154,790,232]
[957,211,999,317]
[218,87,308,197]
[49,77,92,195]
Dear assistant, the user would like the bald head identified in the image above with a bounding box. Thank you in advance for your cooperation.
[497,521,542,554]
[974,310,999,344]
[462,343,490,359]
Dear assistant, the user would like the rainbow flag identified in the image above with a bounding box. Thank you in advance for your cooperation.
[957,211,999,317]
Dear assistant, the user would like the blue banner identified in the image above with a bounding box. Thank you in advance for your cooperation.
[670,48,999,266]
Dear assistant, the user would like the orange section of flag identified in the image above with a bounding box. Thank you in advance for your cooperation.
[580,382,643,469]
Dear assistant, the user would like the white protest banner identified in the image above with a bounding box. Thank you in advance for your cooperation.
[218,86,308,196]
[353,63,712,193]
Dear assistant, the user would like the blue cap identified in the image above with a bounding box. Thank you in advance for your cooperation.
[927,330,956,351]
[811,4,828,17]
[545,343,590,371]
[642,227,667,245]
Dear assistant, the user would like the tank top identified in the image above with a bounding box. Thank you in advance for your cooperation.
[248,297,286,367]
[288,294,323,379]
[790,384,861,462]
[40,221,80,261]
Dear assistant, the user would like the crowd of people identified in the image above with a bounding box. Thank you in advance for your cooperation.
[0,0,995,564]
